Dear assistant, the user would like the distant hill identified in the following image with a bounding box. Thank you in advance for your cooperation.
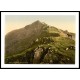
[5,20,75,64]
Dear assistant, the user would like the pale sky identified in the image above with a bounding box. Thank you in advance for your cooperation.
[5,15,75,34]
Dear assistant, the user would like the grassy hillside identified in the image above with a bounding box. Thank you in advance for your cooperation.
[5,21,75,64]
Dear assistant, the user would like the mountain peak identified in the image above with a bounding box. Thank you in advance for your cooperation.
[25,20,43,29]
[31,20,42,25]
[35,20,41,23]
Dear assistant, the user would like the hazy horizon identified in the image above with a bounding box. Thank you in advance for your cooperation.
[5,15,76,34]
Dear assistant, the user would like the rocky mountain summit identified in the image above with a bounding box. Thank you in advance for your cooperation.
[5,20,75,64]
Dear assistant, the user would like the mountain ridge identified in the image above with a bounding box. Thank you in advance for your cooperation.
[5,20,75,64]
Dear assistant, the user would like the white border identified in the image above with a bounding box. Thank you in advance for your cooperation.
[1,12,78,15]
[1,12,79,68]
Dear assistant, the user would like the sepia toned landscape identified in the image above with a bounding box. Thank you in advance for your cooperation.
[5,15,75,64]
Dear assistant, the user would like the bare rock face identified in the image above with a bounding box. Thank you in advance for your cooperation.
[33,47,43,63]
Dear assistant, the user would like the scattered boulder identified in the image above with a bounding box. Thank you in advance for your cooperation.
[69,46,75,50]
[33,47,43,63]
[66,46,75,50]
[35,38,39,42]
[66,48,69,50]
